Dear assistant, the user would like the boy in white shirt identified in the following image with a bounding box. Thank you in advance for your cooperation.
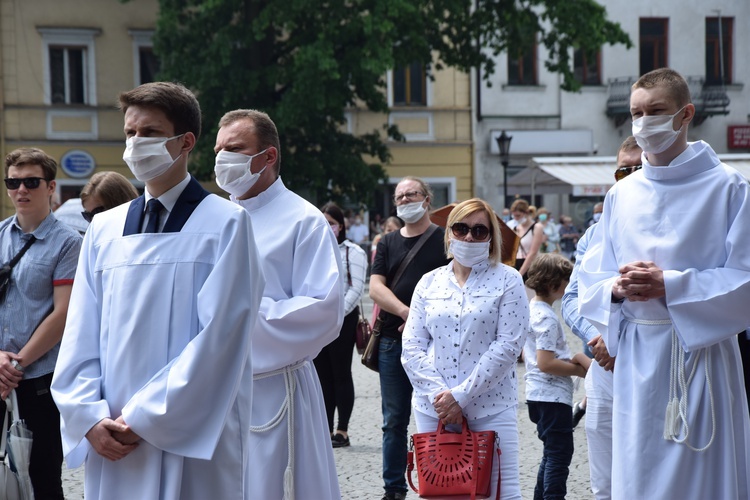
[523,253,590,499]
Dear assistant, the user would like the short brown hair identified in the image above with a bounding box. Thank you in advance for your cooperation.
[444,198,502,264]
[5,148,57,179]
[632,68,691,108]
[510,199,529,213]
[526,253,573,297]
[617,136,640,157]
[118,82,202,140]
[219,109,282,173]
[80,171,139,211]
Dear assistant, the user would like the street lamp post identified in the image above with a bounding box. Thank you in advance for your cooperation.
[496,130,512,208]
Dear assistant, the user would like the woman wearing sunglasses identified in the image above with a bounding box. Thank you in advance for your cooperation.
[401,198,529,500]
[79,172,139,224]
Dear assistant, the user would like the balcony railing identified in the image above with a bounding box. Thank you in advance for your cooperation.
[606,75,730,127]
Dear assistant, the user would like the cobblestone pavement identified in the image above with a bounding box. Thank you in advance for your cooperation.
[63,291,592,499]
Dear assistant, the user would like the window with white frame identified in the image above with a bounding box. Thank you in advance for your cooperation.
[129,30,160,86]
[38,28,99,106]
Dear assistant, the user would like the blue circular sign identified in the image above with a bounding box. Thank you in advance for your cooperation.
[60,150,96,179]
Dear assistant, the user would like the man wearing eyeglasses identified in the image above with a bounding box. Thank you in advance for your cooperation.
[578,68,750,499]
[561,136,640,500]
[370,177,450,500]
[0,147,82,499]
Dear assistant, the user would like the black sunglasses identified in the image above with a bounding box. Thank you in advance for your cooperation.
[81,206,105,223]
[614,165,642,182]
[451,222,490,241]
[4,177,48,190]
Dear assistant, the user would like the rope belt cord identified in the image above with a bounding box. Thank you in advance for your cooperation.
[629,318,716,452]
[249,359,307,500]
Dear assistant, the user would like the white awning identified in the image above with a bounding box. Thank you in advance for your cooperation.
[507,154,750,197]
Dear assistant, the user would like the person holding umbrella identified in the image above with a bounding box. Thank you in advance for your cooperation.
[0,147,82,499]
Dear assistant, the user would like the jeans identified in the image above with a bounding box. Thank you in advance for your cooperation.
[528,401,574,500]
[379,337,412,494]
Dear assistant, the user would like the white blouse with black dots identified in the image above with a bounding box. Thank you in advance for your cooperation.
[401,260,530,420]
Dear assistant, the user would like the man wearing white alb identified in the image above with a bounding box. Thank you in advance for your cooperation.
[52,82,265,499]
[578,68,750,499]
[213,109,344,499]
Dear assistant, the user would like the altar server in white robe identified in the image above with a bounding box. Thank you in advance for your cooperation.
[214,109,344,499]
[51,82,265,500]
[579,68,750,500]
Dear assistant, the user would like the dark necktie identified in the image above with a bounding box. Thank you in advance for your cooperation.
[144,198,164,233]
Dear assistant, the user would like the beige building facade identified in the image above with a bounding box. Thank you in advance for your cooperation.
[1,1,474,221]
[0,0,158,218]
[348,63,474,217]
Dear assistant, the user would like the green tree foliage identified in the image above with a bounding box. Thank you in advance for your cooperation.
[143,0,630,204]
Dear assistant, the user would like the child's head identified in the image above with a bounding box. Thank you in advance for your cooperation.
[526,254,573,298]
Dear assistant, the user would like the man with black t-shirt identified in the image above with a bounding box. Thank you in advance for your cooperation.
[370,176,450,500]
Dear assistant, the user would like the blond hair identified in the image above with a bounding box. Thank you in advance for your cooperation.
[80,171,139,211]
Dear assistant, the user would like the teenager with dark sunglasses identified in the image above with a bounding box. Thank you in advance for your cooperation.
[0,147,82,499]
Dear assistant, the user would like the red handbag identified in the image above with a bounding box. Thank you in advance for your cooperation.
[407,418,501,500]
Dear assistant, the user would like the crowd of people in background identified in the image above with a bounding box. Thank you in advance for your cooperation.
[1,68,748,500]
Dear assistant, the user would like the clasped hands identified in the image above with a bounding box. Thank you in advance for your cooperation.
[86,415,141,461]
[611,261,665,302]
[434,390,463,425]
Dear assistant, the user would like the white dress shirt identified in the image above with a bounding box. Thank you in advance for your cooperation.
[402,260,529,420]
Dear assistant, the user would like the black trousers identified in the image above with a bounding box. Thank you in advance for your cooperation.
[0,372,64,500]
[739,333,750,414]
[314,308,358,433]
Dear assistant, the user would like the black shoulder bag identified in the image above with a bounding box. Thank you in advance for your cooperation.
[0,236,37,304]
[362,224,438,372]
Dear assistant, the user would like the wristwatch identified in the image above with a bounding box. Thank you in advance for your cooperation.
[10,359,24,372]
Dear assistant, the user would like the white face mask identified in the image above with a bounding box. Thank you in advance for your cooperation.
[214,149,268,197]
[632,106,686,154]
[123,134,184,182]
[396,200,427,224]
[592,212,602,223]
[450,239,490,268]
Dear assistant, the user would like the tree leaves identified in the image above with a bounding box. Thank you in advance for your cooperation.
[141,0,630,204]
